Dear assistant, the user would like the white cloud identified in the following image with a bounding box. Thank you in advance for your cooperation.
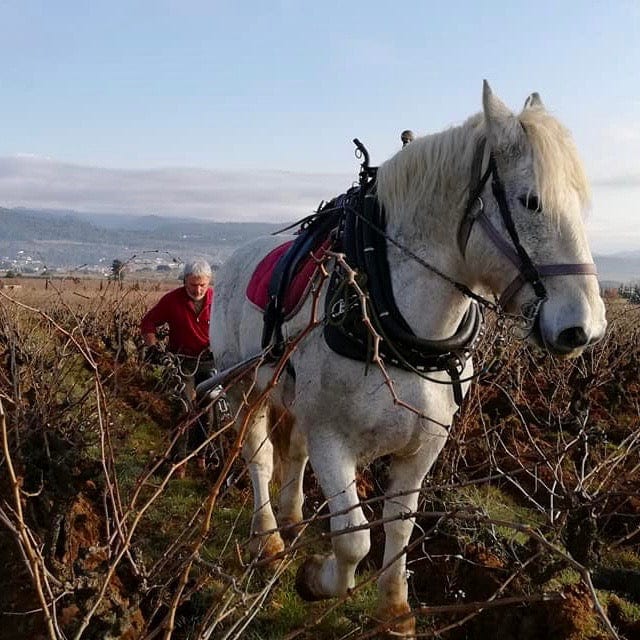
[1,155,636,255]
[587,118,640,185]
[0,156,351,222]
[604,122,640,144]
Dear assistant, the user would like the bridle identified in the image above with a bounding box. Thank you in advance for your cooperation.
[458,137,598,314]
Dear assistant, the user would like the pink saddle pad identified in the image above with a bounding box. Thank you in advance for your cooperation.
[246,239,330,318]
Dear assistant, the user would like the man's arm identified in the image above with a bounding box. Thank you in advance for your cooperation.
[140,293,171,347]
[140,308,167,362]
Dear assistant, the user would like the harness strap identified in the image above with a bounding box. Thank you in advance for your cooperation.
[476,212,522,268]
[261,207,342,353]
[324,175,485,406]
[473,208,599,306]
[488,160,547,301]
[458,137,490,256]
[447,360,464,406]
[344,181,484,356]
[500,263,598,308]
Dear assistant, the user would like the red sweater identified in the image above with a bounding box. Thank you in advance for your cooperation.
[140,286,213,357]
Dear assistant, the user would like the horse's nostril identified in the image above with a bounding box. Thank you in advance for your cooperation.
[557,326,589,350]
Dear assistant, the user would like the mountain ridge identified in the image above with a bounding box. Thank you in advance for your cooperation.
[0,207,284,270]
[0,206,638,282]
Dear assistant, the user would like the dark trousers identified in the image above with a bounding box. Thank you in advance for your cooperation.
[176,355,216,459]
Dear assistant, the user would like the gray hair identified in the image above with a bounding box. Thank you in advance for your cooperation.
[183,258,212,280]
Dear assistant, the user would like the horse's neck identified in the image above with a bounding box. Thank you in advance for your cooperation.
[378,121,483,339]
[387,242,470,340]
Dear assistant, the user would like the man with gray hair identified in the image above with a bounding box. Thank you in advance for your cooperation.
[140,257,216,476]
[141,258,213,356]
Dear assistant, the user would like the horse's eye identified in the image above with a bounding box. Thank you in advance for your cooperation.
[519,194,542,212]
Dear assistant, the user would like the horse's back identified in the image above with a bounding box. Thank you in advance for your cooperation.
[211,235,294,369]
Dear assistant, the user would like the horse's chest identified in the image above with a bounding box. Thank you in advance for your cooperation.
[296,373,440,452]
[296,356,453,459]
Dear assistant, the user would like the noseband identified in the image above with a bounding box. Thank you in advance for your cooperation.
[458,138,598,311]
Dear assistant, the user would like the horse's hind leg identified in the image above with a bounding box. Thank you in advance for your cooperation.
[295,446,370,600]
[275,420,308,542]
[242,401,285,559]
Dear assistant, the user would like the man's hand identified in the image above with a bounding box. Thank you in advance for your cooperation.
[143,344,165,365]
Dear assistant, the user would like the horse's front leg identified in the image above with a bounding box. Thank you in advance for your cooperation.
[295,443,370,600]
[377,438,447,638]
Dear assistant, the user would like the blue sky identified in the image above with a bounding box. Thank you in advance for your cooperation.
[0,1,638,253]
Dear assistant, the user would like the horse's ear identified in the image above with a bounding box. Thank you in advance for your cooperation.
[523,92,544,110]
[482,80,523,150]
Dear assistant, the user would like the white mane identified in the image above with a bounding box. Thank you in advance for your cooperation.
[520,107,591,215]
[376,107,590,228]
[375,114,484,231]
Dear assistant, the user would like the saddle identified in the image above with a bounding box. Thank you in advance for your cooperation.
[246,207,342,354]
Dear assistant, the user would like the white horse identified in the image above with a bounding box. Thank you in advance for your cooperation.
[209,81,607,636]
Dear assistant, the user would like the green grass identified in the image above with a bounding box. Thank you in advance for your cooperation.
[452,484,547,544]
[242,569,379,639]
[599,592,640,625]
[602,548,640,571]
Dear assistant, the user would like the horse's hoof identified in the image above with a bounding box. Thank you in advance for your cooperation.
[295,554,328,601]
[278,517,304,543]
[249,532,285,561]
[376,602,416,638]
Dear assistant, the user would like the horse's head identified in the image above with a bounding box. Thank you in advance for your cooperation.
[463,81,607,357]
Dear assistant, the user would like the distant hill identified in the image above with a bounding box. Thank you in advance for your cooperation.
[0,207,108,242]
[592,253,640,285]
[0,207,281,244]
[0,207,283,270]
[1,206,639,282]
